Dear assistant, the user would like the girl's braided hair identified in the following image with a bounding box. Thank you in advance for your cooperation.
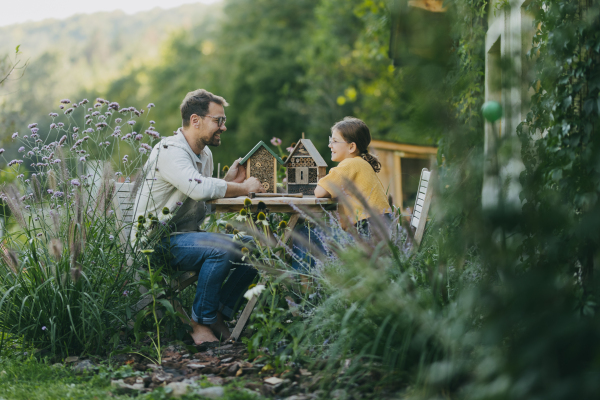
[331,117,381,173]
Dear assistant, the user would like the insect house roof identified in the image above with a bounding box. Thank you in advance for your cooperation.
[285,139,327,167]
[240,141,285,165]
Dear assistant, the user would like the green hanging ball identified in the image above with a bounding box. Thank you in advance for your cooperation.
[482,101,503,122]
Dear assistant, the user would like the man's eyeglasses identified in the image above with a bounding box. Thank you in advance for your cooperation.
[329,136,348,145]
[205,115,227,127]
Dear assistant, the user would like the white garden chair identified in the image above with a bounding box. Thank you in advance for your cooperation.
[410,168,434,249]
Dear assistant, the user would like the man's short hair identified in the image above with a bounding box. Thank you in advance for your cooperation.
[180,89,228,127]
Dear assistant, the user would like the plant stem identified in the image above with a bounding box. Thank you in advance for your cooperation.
[145,254,161,364]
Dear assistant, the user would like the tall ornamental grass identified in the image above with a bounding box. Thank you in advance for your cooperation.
[0,98,161,356]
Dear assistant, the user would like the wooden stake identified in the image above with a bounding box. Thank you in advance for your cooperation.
[217,163,221,179]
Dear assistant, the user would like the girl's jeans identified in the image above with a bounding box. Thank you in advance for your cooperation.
[154,232,257,325]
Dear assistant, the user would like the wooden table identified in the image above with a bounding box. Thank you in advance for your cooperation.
[207,195,337,231]
[206,195,337,341]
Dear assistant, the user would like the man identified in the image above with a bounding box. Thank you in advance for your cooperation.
[132,89,265,344]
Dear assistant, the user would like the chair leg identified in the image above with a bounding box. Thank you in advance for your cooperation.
[230,293,260,341]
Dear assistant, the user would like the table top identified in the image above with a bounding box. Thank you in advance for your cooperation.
[207,196,336,206]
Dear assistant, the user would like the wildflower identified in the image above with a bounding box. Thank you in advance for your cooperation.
[194,177,201,183]
[73,127,79,133]
[109,102,119,110]
[115,172,122,176]
[79,156,86,162]
[270,137,282,146]
[64,107,74,114]
[236,208,248,222]
[176,201,183,206]
[60,99,71,104]
[18,146,25,152]
[81,98,89,104]
[149,120,155,124]
[47,189,53,194]
[135,134,143,141]
[244,198,252,207]
[58,135,67,145]
[222,165,229,173]
[257,212,268,226]
[50,123,57,130]
[278,220,288,230]
[115,118,122,123]
[147,103,155,108]
[36,233,43,237]
[233,229,239,235]
[58,122,64,127]
[28,123,38,129]
[42,326,47,331]
[138,147,147,154]
[0,149,4,154]
[123,290,130,297]
[244,284,266,300]
[53,159,61,164]
[31,127,39,133]
[162,207,170,215]
[241,247,249,261]
[59,105,64,109]
[127,120,135,126]
[11,132,18,139]
[49,112,58,117]
[286,146,294,152]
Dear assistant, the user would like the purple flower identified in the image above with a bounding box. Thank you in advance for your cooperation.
[81,99,89,104]
[149,120,155,124]
[53,191,64,197]
[135,134,143,141]
[115,172,122,176]
[138,148,147,154]
[176,201,183,206]
[28,123,38,129]
[140,143,152,150]
[53,159,61,164]
[50,123,57,130]
[59,105,64,109]
[80,156,86,162]
[109,235,114,240]
[92,111,100,117]
[27,151,34,156]
[0,149,4,154]
[194,178,202,183]
[36,233,43,237]
[188,178,193,182]
[123,290,130,297]
[109,102,119,110]
[58,122,64,127]
[11,132,18,139]
[84,128,93,134]
[73,127,79,133]
[64,107,74,115]
[270,137,282,146]
[60,99,71,104]
[47,189,53,194]
[42,326,47,331]
[71,179,81,186]
[115,118,122,123]
[147,103,155,108]
[127,120,135,126]
[49,112,58,117]
[18,147,25,152]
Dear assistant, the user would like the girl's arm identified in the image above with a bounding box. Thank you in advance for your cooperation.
[314,184,332,198]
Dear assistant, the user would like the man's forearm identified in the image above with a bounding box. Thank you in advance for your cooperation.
[225,182,249,197]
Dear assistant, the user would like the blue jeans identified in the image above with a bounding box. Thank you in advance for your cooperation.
[154,232,257,325]
[292,222,327,271]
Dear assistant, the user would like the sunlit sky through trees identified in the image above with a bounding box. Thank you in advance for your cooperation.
[0,0,221,27]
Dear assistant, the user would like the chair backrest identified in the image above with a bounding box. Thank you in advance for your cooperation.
[111,180,136,247]
[411,168,434,248]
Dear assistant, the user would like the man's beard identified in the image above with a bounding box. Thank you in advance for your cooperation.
[200,128,222,147]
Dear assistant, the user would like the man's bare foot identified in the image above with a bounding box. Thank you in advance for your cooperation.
[210,312,231,341]
[190,319,218,345]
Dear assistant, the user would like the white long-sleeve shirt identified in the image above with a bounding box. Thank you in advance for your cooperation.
[131,128,227,240]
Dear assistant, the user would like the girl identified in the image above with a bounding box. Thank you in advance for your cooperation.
[315,117,391,232]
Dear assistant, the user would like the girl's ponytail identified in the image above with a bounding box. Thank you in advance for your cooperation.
[360,151,381,173]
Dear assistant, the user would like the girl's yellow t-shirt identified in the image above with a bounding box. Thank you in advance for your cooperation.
[317,156,391,226]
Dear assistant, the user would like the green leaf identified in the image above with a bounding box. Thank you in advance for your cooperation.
[15,45,20,54]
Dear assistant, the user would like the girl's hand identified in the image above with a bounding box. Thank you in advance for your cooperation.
[314,185,331,198]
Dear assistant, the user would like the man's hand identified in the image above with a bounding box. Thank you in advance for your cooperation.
[224,176,267,197]
[244,177,266,194]
[223,158,246,183]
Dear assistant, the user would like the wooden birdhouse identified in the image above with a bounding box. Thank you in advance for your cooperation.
[284,139,327,195]
[240,141,284,193]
